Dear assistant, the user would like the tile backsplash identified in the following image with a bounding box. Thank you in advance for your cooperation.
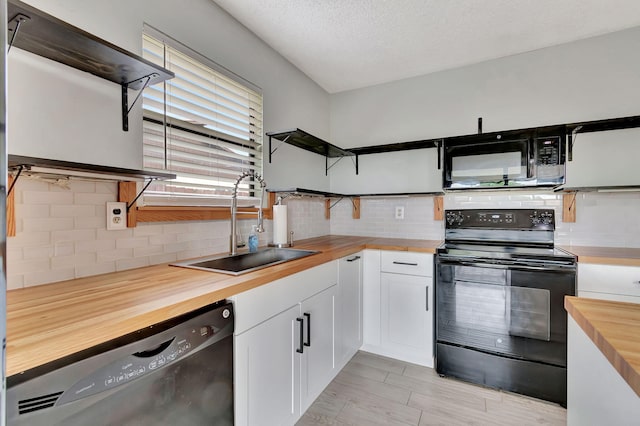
[8,178,640,289]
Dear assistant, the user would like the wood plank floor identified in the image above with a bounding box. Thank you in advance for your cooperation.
[297,351,566,426]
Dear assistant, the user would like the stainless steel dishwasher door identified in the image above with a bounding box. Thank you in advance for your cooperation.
[7,301,234,426]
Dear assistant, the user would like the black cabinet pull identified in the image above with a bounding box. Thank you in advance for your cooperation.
[304,312,311,347]
[426,286,429,312]
[393,261,418,266]
[346,256,361,262]
[296,318,304,354]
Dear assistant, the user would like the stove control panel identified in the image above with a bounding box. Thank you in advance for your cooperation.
[444,209,555,230]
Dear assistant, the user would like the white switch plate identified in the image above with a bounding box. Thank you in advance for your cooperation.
[395,206,404,220]
[106,202,127,230]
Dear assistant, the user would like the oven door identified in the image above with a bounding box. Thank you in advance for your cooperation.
[435,257,575,367]
[443,139,533,189]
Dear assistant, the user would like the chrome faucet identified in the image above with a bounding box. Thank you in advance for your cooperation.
[230,171,266,255]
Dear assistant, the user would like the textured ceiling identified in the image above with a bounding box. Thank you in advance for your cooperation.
[212,0,640,93]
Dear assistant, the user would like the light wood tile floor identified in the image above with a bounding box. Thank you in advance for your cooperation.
[297,351,566,426]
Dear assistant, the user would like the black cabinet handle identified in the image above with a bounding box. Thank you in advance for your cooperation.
[296,318,304,354]
[426,286,429,312]
[346,256,361,262]
[304,312,311,347]
[393,261,418,266]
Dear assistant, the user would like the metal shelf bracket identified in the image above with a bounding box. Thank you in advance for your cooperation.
[268,134,291,163]
[121,74,156,132]
[568,125,582,162]
[7,12,30,53]
[325,156,345,176]
[126,179,155,212]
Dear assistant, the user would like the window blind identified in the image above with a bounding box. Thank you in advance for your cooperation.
[141,32,263,206]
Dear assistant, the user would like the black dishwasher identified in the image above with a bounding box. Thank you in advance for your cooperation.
[7,301,234,426]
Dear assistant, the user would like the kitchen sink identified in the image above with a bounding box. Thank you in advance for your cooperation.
[171,248,320,275]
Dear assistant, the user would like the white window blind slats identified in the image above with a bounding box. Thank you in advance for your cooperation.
[141,32,263,206]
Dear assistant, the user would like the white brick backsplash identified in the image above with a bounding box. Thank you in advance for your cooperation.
[116,257,150,271]
[51,253,96,270]
[10,231,51,248]
[149,253,178,265]
[76,262,116,278]
[133,224,165,236]
[23,217,74,232]
[8,180,640,288]
[51,205,96,217]
[23,190,74,205]
[74,192,115,205]
[97,248,134,263]
[52,229,96,243]
[76,239,116,253]
[116,237,150,249]
[74,216,105,229]
[24,268,76,287]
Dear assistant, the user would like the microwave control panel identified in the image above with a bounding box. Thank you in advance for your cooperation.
[535,136,562,166]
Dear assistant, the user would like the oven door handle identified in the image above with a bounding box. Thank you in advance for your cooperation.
[438,258,575,272]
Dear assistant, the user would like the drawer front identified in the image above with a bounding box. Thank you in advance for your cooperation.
[380,251,433,276]
[579,263,640,298]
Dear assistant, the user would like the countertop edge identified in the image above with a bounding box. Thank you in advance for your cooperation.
[565,296,640,397]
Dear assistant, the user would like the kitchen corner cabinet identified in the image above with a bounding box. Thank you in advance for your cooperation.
[232,262,338,426]
[578,263,640,304]
[362,250,434,367]
[337,252,363,369]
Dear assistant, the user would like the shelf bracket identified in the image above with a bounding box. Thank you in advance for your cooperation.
[7,13,30,53]
[126,179,155,212]
[355,155,359,175]
[268,134,291,163]
[325,156,345,176]
[568,126,582,162]
[436,139,443,170]
[121,74,156,132]
[7,165,24,196]
[328,196,344,210]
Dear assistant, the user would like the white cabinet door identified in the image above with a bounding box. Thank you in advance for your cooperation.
[234,305,301,426]
[578,263,640,303]
[380,272,433,367]
[564,128,640,188]
[362,250,382,347]
[300,285,337,412]
[337,253,363,368]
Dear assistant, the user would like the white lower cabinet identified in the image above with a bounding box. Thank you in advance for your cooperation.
[362,250,434,367]
[567,316,640,425]
[337,252,363,369]
[234,305,301,426]
[233,258,361,426]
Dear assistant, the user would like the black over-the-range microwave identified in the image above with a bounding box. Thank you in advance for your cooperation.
[442,131,566,190]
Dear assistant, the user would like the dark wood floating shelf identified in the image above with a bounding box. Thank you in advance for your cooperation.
[267,128,354,159]
[9,155,176,181]
[7,0,174,130]
[267,188,443,198]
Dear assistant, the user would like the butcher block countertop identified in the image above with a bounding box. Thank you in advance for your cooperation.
[561,245,640,267]
[6,235,440,377]
[565,296,640,397]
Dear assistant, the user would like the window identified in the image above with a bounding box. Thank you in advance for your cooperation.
[141,29,263,206]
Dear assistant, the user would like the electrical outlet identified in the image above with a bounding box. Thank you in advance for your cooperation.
[106,202,127,230]
[395,206,405,220]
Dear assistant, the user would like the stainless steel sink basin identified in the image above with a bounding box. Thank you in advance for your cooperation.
[171,248,320,275]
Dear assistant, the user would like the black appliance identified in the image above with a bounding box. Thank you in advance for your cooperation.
[435,209,575,406]
[443,132,566,190]
[7,301,234,425]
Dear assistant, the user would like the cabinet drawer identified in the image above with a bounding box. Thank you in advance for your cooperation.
[579,263,640,299]
[380,251,433,276]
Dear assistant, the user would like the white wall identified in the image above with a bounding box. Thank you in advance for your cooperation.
[9,0,331,190]
[329,26,640,193]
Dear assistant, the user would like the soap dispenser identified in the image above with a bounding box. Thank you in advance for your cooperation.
[248,225,259,253]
